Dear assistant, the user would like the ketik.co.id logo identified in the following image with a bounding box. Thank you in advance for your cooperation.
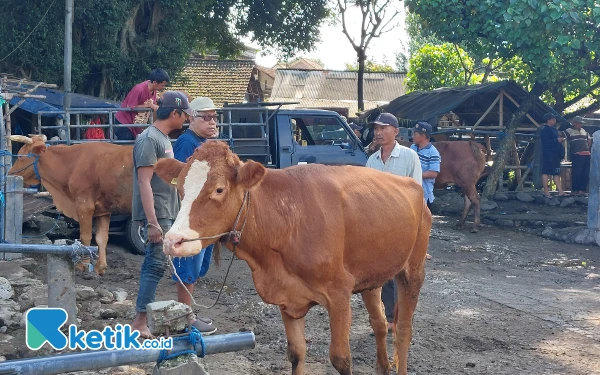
[26,307,172,350]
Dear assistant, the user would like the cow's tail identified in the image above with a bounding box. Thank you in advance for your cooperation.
[469,140,486,172]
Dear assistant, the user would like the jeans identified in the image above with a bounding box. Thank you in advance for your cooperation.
[381,279,396,323]
[135,219,173,312]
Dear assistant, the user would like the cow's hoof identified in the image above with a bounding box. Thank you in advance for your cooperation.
[470,228,478,233]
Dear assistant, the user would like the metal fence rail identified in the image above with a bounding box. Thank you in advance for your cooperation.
[0,331,255,375]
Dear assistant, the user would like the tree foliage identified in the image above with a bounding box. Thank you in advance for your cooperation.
[0,0,329,99]
[407,0,600,113]
[406,44,480,91]
[407,0,600,197]
[345,59,396,73]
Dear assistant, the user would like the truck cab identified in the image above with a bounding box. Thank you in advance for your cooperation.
[220,103,368,168]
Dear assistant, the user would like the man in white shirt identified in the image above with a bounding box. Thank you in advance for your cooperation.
[366,113,422,333]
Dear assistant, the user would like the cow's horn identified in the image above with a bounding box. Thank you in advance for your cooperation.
[9,135,33,144]
[28,134,47,143]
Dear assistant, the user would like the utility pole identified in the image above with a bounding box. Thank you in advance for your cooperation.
[63,0,73,144]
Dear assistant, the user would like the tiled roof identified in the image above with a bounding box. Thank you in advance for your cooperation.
[170,58,256,107]
[273,57,324,70]
[269,69,405,116]
[256,65,276,79]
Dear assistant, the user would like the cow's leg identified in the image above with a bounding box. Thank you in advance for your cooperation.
[393,268,425,375]
[93,215,110,275]
[456,194,472,229]
[326,295,352,375]
[75,207,94,273]
[361,288,390,374]
[280,308,307,375]
[464,187,481,233]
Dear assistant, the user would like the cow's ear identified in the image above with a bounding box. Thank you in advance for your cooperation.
[155,158,185,185]
[31,143,47,156]
[236,160,266,189]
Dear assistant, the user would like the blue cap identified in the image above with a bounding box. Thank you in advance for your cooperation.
[413,121,432,135]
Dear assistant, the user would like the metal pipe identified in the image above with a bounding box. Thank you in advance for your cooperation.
[0,332,255,375]
[0,243,98,256]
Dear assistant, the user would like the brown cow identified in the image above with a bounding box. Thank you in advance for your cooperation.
[155,141,432,375]
[371,140,486,232]
[8,135,133,275]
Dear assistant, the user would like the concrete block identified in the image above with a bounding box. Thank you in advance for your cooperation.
[153,354,209,375]
[146,300,192,335]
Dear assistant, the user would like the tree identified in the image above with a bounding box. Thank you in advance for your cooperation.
[407,0,600,197]
[345,59,396,72]
[336,0,402,111]
[0,0,329,99]
[406,44,480,92]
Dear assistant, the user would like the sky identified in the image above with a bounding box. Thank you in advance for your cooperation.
[249,5,409,71]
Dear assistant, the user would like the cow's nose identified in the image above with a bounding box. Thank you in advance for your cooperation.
[163,229,203,257]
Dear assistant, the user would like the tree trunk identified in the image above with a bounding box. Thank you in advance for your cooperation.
[483,82,545,198]
[357,48,366,112]
[553,90,565,113]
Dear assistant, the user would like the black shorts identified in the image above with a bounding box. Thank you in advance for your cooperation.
[542,152,561,175]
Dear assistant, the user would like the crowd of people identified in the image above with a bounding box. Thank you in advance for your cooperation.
[111,67,590,340]
[541,113,591,198]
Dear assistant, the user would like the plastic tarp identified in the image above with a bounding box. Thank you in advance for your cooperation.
[8,87,120,118]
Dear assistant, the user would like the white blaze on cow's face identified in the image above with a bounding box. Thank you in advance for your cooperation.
[163,159,211,257]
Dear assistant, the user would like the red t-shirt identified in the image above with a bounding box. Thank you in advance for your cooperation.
[115,80,156,137]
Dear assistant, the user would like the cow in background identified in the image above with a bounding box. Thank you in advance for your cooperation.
[8,135,133,275]
[155,141,431,375]
[369,140,486,232]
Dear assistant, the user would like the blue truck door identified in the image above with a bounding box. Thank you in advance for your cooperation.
[285,114,367,166]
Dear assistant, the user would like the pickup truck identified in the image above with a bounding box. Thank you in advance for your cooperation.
[219,102,368,168]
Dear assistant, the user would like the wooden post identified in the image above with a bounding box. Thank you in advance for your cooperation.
[473,92,502,128]
[499,92,504,128]
[48,253,77,325]
[1,176,23,260]
[485,134,492,161]
[3,103,11,155]
[512,139,522,188]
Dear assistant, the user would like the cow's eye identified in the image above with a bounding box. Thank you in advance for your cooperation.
[216,187,224,194]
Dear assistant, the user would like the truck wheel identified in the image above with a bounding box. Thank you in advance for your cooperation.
[126,218,146,255]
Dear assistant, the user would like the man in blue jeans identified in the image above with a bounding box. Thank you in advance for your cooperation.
[131,91,194,339]
[171,96,222,335]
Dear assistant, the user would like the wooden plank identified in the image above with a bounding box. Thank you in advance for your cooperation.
[23,194,55,222]
[474,92,502,127]
[500,89,541,127]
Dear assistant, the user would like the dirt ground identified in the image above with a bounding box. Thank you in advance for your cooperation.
[4,210,600,375]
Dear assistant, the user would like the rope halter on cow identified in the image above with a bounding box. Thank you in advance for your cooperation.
[167,191,251,309]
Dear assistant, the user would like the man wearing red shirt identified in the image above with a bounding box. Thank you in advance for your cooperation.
[114,69,170,140]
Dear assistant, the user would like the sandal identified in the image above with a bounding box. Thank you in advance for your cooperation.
[191,319,217,335]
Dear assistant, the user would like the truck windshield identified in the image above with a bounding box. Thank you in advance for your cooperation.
[291,116,350,146]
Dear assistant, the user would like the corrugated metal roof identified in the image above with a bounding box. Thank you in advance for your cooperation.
[360,81,565,130]
[170,58,255,107]
[268,97,387,117]
[270,69,405,102]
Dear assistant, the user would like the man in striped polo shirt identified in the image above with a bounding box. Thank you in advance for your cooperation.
[566,116,592,196]
[410,122,441,210]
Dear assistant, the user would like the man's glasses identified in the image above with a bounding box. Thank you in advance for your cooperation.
[193,114,219,121]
